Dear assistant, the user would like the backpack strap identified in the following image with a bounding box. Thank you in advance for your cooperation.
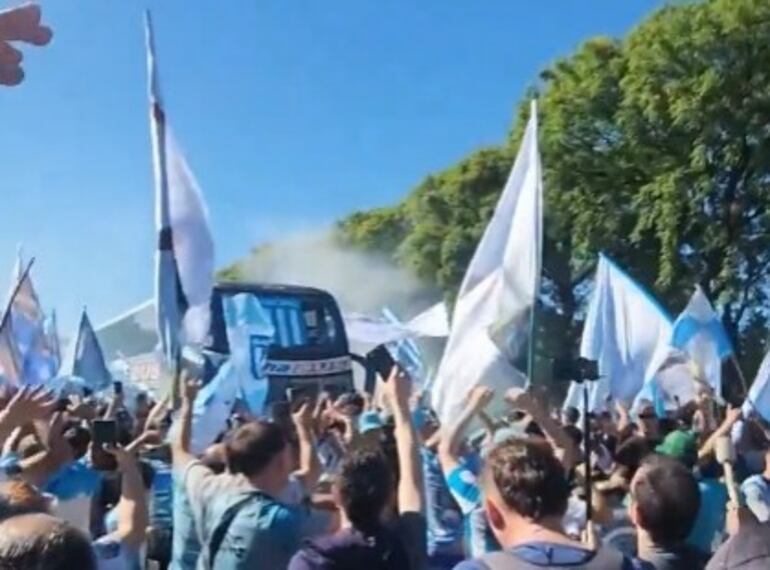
[206,491,267,568]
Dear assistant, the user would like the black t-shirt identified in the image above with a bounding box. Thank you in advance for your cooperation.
[288,513,427,570]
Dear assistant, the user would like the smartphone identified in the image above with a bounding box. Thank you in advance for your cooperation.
[367,344,397,381]
[91,420,117,471]
[92,420,117,447]
[286,385,317,411]
[113,381,123,396]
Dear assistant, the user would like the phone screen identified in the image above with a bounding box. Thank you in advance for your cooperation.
[91,420,117,471]
[113,381,123,395]
[92,420,117,447]
[367,345,397,381]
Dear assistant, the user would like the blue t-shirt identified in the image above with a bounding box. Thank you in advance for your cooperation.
[148,459,173,531]
[93,536,142,570]
[170,473,202,570]
[687,478,727,554]
[445,464,499,557]
[421,448,463,554]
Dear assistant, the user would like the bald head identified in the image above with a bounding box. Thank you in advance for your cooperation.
[0,513,95,570]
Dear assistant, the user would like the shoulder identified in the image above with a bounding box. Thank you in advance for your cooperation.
[92,536,140,570]
[741,475,768,493]
[452,560,487,570]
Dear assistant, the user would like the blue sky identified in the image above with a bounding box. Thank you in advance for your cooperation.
[0,0,664,332]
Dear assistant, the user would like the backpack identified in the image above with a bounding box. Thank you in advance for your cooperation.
[477,545,651,570]
[201,491,270,569]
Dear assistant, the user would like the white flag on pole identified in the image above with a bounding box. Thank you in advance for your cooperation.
[432,100,542,424]
[575,254,673,411]
[146,12,215,367]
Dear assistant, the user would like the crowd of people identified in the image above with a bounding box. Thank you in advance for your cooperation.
[0,367,768,570]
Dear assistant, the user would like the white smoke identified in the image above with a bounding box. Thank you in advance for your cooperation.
[231,231,437,317]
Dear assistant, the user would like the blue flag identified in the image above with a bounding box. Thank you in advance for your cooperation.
[62,309,112,391]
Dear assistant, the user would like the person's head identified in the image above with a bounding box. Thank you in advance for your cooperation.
[0,481,52,519]
[64,424,91,460]
[0,513,95,570]
[357,411,384,446]
[629,454,700,548]
[225,420,292,488]
[481,438,571,546]
[636,403,659,437]
[562,406,580,427]
[655,430,698,469]
[333,450,394,532]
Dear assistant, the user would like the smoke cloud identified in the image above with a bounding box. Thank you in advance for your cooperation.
[231,231,438,318]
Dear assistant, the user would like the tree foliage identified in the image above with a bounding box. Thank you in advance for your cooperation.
[338,0,770,387]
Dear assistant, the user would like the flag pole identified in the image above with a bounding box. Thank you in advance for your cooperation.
[730,354,749,398]
[1,258,35,330]
[526,98,541,388]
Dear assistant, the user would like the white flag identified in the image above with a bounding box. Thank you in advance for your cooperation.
[432,100,542,424]
[146,11,215,367]
[744,349,770,423]
[344,301,449,346]
[576,254,673,411]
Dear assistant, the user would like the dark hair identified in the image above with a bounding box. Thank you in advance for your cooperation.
[563,407,580,425]
[0,515,96,570]
[632,454,700,546]
[64,424,91,460]
[485,437,570,521]
[336,450,394,533]
[225,420,287,477]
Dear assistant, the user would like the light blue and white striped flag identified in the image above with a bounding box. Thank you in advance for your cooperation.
[670,286,732,400]
[222,293,275,416]
[146,12,215,368]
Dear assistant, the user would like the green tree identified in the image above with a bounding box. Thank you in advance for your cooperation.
[339,0,770,388]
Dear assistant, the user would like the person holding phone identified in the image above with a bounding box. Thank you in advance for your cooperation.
[171,372,331,570]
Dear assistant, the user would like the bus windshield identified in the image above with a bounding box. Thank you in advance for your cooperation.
[208,285,348,360]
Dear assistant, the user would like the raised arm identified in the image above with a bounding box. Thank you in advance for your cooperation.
[437,387,493,474]
[698,406,743,461]
[291,401,322,494]
[384,367,423,515]
[506,388,579,471]
[103,446,149,549]
[171,373,200,471]
[0,386,55,449]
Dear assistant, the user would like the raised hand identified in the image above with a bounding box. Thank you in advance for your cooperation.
[3,385,56,426]
[180,371,201,406]
[291,401,314,432]
[0,3,52,86]
[468,386,494,412]
[383,366,412,412]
